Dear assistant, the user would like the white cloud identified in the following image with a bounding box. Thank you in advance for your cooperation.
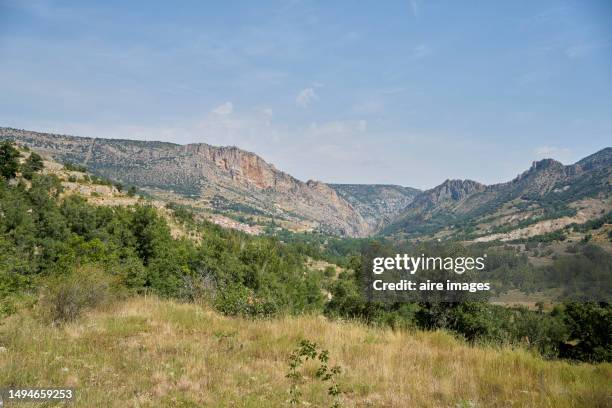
[296,87,318,108]
[534,146,572,162]
[565,43,601,59]
[412,44,431,59]
[516,71,552,85]
[410,0,422,17]
[352,100,384,114]
[307,120,367,137]
[211,101,234,115]
[259,107,273,118]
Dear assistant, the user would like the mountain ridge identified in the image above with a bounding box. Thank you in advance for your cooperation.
[1,127,609,241]
[0,127,409,236]
[384,148,611,240]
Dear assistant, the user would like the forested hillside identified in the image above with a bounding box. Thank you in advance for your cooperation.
[0,141,327,319]
[1,140,610,366]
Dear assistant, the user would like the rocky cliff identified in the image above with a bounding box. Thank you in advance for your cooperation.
[330,184,420,230]
[383,149,611,239]
[0,127,373,236]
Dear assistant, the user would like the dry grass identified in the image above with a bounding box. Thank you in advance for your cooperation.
[0,297,610,407]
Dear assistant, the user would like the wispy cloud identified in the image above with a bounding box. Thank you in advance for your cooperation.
[534,146,572,162]
[412,44,431,59]
[307,120,367,137]
[296,87,318,108]
[565,43,603,59]
[410,0,422,17]
[211,102,234,116]
[351,100,384,115]
[516,71,553,85]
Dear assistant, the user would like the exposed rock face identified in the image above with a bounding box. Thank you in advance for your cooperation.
[330,184,420,230]
[0,127,372,236]
[419,179,486,205]
[3,126,608,240]
[575,147,612,171]
[383,148,611,238]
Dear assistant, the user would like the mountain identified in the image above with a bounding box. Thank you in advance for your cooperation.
[329,184,420,230]
[0,127,411,237]
[2,127,608,240]
[383,148,611,240]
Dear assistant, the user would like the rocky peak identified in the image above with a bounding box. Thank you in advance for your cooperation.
[575,147,612,171]
[404,179,486,212]
[528,158,564,172]
[510,158,567,190]
[432,179,486,202]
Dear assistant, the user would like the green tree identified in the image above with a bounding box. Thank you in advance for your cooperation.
[21,152,44,180]
[0,141,20,179]
[561,302,611,362]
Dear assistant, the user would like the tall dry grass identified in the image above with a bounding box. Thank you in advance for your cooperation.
[0,297,610,407]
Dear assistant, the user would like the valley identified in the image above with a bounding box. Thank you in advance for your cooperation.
[2,127,609,247]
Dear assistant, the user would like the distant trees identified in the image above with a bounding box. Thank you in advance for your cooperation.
[0,141,45,181]
[322,239,611,362]
[63,162,88,172]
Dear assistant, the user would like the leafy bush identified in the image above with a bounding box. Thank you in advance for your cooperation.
[21,152,44,180]
[324,266,336,278]
[38,266,114,324]
[561,302,612,362]
[214,283,277,317]
[0,141,20,179]
[166,202,195,224]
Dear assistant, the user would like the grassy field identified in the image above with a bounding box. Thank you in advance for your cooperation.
[0,297,610,407]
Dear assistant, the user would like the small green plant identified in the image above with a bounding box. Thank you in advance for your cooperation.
[286,339,342,407]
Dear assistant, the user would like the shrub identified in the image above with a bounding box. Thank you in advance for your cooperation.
[63,162,88,172]
[561,302,612,362]
[511,308,568,358]
[0,141,20,179]
[21,152,44,180]
[214,283,277,317]
[38,266,113,324]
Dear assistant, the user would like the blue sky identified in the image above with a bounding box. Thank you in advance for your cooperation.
[0,0,610,189]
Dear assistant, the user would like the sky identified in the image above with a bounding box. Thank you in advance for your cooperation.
[0,0,611,189]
